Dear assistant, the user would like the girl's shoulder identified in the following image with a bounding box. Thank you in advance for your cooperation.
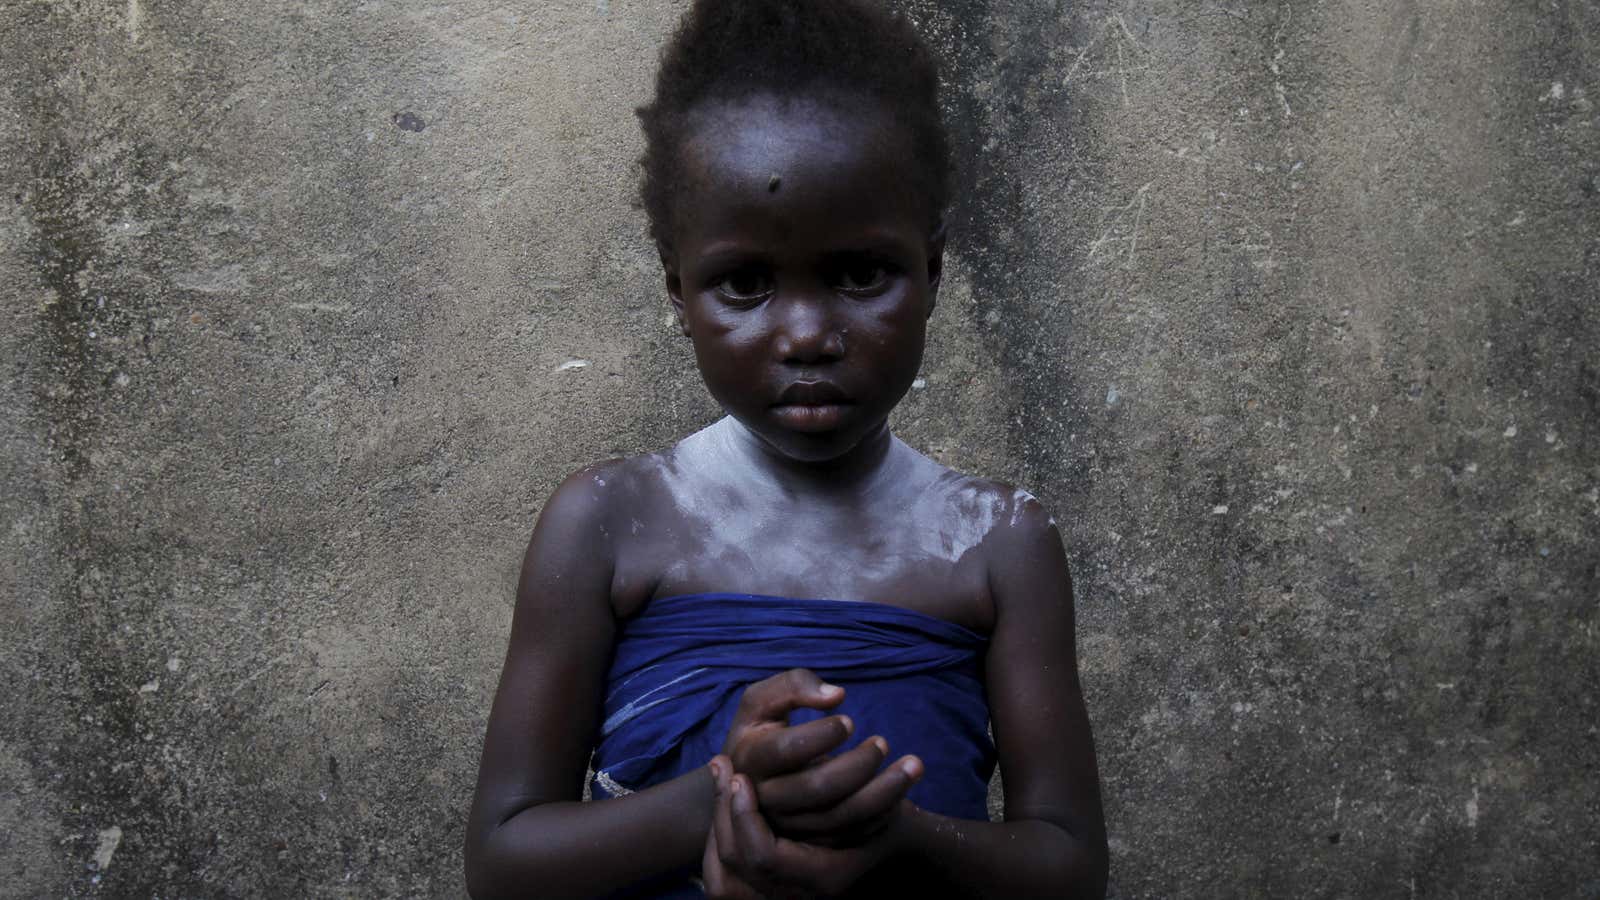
[535,448,677,534]
[533,429,723,568]
[888,449,1066,631]
[899,447,1059,548]
[530,450,686,619]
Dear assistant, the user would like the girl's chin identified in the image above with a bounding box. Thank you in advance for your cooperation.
[747,421,892,467]
[714,406,893,465]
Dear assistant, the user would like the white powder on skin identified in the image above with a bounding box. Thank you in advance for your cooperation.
[650,418,1042,597]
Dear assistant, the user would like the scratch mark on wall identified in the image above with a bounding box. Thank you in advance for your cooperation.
[1270,9,1293,118]
[126,0,142,42]
[229,652,294,697]
[1063,13,1152,106]
[1088,182,1153,267]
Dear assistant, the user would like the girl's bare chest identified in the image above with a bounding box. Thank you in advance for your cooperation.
[612,503,993,631]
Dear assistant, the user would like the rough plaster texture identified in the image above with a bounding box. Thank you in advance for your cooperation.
[1,0,1596,897]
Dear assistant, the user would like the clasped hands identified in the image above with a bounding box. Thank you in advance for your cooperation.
[702,668,924,900]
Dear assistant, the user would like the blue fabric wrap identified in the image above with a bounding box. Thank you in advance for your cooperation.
[592,593,995,824]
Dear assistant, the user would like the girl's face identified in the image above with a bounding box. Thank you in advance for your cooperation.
[664,94,944,465]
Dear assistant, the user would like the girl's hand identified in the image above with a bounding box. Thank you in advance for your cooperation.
[718,668,918,843]
[755,743,923,847]
[720,668,854,779]
[703,759,919,899]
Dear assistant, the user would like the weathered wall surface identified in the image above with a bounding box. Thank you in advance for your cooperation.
[1,0,1594,896]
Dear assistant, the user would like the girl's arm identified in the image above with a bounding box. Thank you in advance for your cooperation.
[465,467,714,899]
[884,496,1108,897]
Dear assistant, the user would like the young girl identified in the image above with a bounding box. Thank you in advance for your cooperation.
[466,2,1107,897]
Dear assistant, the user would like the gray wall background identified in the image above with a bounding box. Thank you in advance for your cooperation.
[2,0,1596,896]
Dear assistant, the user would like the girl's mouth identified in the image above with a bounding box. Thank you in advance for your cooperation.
[775,380,851,406]
[770,402,852,432]
[771,381,854,432]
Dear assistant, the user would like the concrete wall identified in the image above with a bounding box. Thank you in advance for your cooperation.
[2,1,1595,896]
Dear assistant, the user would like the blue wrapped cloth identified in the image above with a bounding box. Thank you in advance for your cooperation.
[592,592,994,822]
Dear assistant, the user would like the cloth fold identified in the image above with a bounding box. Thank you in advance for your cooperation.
[592,592,994,822]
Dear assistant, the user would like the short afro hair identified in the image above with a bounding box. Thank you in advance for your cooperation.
[636,0,950,250]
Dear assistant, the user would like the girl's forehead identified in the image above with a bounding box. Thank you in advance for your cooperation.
[666,93,935,244]
[679,94,913,189]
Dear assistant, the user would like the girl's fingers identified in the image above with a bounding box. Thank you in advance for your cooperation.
[702,829,764,900]
[735,668,845,722]
[701,827,728,897]
[770,754,923,840]
[703,763,739,899]
[756,735,888,814]
[716,771,786,895]
[735,714,854,777]
[712,762,740,873]
[724,670,851,777]
[726,774,780,886]
[720,770,881,898]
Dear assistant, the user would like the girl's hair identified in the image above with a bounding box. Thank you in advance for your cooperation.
[637,0,950,249]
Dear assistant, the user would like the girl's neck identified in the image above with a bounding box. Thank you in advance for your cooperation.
[713,415,905,498]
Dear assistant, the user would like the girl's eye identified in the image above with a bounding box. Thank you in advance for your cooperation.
[834,261,891,295]
[712,269,772,302]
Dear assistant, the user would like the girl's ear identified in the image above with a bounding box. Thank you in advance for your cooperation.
[660,247,692,337]
[926,220,947,318]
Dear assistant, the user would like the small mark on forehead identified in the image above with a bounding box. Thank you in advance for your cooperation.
[768,174,782,193]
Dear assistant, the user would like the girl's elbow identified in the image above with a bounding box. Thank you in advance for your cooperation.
[462,825,526,900]
[464,825,598,900]
[1066,832,1110,900]
[462,832,500,900]
[1033,818,1107,899]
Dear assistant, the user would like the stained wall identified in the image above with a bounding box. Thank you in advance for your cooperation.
[2,1,1595,896]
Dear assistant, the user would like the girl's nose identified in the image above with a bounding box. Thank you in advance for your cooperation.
[772,295,845,364]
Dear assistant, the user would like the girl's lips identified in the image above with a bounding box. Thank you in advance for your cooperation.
[775,380,851,406]
[771,402,852,432]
